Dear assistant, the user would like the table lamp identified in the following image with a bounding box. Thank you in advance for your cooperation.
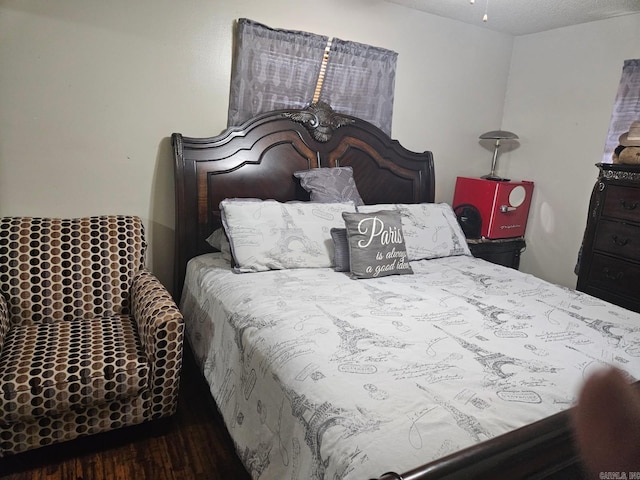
[479,130,519,181]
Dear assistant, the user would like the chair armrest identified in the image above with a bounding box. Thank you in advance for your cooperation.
[131,269,184,419]
[0,294,10,353]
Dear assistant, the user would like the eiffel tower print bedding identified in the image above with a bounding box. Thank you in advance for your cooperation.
[180,252,640,480]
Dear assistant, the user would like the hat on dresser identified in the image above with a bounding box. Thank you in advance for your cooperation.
[619,120,640,146]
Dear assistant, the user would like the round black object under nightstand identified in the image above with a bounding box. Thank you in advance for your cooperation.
[467,237,526,269]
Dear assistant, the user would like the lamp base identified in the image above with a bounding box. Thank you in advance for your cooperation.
[481,174,511,182]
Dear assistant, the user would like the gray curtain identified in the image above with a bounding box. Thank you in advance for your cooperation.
[603,59,640,163]
[227,18,398,136]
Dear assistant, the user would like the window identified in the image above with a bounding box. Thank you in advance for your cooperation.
[603,59,640,163]
[227,18,398,136]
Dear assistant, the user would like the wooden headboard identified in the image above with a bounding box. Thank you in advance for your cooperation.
[171,102,435,300]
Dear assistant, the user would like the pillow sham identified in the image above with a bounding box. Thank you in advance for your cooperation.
[220,198,356,273]
[294,167,365,206]
[356,203,471,261]
[341,210,412,279]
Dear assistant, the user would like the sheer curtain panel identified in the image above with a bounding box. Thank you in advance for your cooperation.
[227,18,398,136]
[603,59,640,163]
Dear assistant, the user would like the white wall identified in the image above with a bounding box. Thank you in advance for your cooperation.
[502,14,640,288]
[0,0,512,293]
[4,1,636,294]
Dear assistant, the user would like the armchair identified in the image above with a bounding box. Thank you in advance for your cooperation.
[0,216,184,456]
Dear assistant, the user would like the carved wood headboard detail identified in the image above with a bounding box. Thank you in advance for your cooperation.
[282,101,355,142]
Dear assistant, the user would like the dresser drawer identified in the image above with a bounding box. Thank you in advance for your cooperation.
[467,238,525,269]
[593,219,640,261]
[586,253,640,299]
[602,184,640,223]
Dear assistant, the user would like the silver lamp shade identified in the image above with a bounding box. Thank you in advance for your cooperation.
[479,130,519,181]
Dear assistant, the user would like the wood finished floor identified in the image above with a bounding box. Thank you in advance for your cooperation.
[0,351,251,480]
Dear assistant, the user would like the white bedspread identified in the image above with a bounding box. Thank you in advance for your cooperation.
[181,253,640,480]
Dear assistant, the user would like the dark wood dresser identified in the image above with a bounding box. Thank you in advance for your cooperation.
[576,163,640,313]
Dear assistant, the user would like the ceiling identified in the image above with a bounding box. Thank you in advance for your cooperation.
[385,0,640,36]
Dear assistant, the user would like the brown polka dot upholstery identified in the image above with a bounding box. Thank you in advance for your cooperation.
[0,216,184,456]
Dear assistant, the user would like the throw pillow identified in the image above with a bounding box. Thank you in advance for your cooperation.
[330,228,350,272]
[341,210,413,279]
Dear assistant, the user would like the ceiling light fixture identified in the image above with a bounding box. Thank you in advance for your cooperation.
[470,0,490,22]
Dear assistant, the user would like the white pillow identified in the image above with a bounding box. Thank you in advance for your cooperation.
[220,199,356,273]
[356,203,471,261]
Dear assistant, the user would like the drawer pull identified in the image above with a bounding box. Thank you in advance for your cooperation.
[611,235,630,247]
[620,199,639,211]
[602,267,623,282]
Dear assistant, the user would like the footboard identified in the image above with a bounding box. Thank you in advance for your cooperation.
[375,407,583,480]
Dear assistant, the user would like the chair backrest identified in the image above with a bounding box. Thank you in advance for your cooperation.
[0,215,146,325]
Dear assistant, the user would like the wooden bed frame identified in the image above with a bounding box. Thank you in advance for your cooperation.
[171,102,586,480]
[171,102,435,302]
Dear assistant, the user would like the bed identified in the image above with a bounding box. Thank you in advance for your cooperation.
[171,102,640,479]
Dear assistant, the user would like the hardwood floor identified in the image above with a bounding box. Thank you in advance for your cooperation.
[0,351,251,480]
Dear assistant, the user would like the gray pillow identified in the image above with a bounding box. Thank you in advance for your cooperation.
[330,228,350,272]
[294,167,364,206]
[341,210,413,279]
